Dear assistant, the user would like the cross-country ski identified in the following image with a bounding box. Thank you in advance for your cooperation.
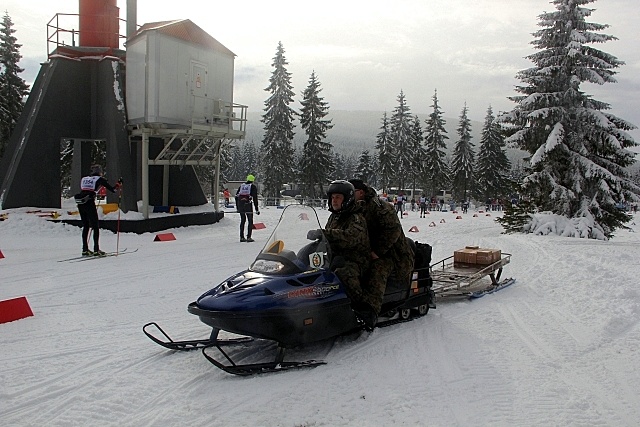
[58,248,134,262]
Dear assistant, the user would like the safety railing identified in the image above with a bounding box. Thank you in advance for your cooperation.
[190,96,248,137]
[46,13,127,56]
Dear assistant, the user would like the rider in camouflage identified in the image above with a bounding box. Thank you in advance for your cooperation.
[349,179,415,315]
[307,180,373,327]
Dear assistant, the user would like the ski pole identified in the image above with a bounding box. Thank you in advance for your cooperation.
[116,178,123,256]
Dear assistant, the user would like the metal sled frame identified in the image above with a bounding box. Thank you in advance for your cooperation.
[429,253,513,298]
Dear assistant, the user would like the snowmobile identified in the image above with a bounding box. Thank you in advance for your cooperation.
[144,204,435,376]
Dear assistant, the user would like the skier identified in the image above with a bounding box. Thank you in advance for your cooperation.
[419,194,427,218]
[395,193,404,218]
[74,165,120,256]
[235,174,260,242]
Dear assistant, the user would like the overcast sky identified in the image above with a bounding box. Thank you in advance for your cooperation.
[4,0,639,144]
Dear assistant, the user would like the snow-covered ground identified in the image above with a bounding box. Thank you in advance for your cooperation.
[1,201,639,427]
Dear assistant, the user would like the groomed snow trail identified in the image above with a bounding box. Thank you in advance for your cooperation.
[1,206,639,426]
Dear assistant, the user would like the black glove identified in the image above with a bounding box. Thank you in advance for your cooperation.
[255,210,260,215]
[307,229,323,240]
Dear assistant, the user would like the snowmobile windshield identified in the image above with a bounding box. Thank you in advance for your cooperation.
[250,205,331,275]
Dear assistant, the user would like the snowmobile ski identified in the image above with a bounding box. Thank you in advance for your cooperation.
[143,322,252,351]
[58,248,134,262]
[469,278,516,299]
[202,344,326,376]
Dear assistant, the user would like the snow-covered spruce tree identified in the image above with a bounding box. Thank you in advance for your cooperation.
[375,112,394,191]
[451,104,475,202]
[356,149,376,185]
[495,197,537,233]
[219,142,232,184]
[299,71,334,198]
[475,106,511,202]
[226,144,244,181]
[259,42,297,200]
[499,0,638,239]
[330,151,345,180]
[60,139,73,193]
[632,168,640,188]
[343,152,357,180]
[242,140,258,179]
[0,11,29,161]
[422,90,450,197]
[409,115,426,196]
[330,151,357,181]
[389,90,414,190]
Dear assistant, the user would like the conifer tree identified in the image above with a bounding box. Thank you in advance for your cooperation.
[451,104,475,202]
[217,143,232,187]
[475,106,510,202]
[299,71,334,198]
[227,143,244,181]
[495,198,536,233]
[60,140,73,193]
[500,0,638,238]
[330,151,346,180]
[632,169,640,188]
[409,115,426,196]
[356,149,376,184]
[375,113,393,191]
[242,140,258,178]
[422,90,450,196]
[389,90,414,190]
[329,151,357,181]
[342,152,357,180]
[260,42,296,199]
[0,11,29,160]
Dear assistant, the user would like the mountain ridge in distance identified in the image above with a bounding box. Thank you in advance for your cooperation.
[241,110,530,164]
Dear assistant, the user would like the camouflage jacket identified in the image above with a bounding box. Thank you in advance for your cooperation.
[361,186,414,276]
[324,200,370,268]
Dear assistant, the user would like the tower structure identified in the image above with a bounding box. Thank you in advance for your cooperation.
[0,0,134,211]
[0,0,246,222]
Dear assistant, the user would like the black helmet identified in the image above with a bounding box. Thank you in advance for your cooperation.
[327,180,355,212]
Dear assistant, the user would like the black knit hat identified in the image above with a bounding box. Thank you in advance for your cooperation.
[348,179,367,191]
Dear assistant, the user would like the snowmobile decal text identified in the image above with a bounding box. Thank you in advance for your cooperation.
[279,284,340,300]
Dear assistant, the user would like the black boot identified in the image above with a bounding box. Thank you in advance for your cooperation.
[352,302,378,331]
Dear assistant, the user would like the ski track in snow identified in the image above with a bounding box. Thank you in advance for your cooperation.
[1,206,639,426]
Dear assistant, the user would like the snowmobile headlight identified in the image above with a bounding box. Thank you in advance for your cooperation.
[251,259,286,274]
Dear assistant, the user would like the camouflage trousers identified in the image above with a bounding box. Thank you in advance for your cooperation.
[364,257,395,313]
[335,262,366,303]
[337,258,400,314]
